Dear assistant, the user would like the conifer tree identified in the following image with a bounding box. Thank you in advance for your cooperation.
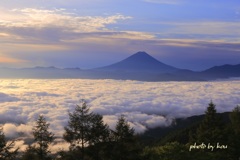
[63,100,110,160]
[113,115,134,142]
[0,127,18,160]
[21,146,39,160]
[228,105,240,159]
[32,115,54,160]
[86,114,110,160]
[196,101,223,143]
[108,115,141,160]
[64,100,92,159]
[229,105,240,134]
[89,114,109,145]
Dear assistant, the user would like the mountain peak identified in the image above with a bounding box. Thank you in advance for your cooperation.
[129,51,155,60]
[95,51,178,73]
[134,51,150,56]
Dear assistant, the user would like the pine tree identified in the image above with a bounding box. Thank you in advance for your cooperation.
[0,126,18,160]
[32,115,54,160]
[89,114,109,145]
[108,115,141,160]
[196,101,223,144]
[229,105,240,134]
[63,100,92,159]
[21,146,39,160]
[63,100,110,160]
[114,115,134,142]
[228,105,240,159]
[87,114,110,160]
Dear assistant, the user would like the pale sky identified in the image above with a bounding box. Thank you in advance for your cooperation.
[0,0,240,70]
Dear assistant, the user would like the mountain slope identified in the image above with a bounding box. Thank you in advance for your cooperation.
[95,51,179,73]
[0,52,239,81]
[200,64,240,79]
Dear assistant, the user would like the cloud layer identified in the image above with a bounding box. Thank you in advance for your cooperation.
[0,79,239,151]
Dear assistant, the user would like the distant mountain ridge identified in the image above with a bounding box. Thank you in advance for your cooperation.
[0,51,240,81]
[200,64,240,78]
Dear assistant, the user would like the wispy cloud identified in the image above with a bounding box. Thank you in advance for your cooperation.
[0,56,26,63]
[0,8,131,33]
[152,21,240,44]
[0,8,134,47]
[159,21,240,37]
[0,5,239,69]
[0,8,138,67]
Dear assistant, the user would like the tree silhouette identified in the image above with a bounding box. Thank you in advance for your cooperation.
[108,115,141,160]
[229,105,240,134]
[196,101,223,144]
[32,115,54,160]
[0,126,18,160]
[63,100,110,160]
[228,105,240,159]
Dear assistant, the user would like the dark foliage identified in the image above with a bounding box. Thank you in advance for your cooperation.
[33,115,54,160]
[105,115,142,160]
[1,100,239,160]
[0,127,18,160]
[21,115,54,160]
[63,100,110,160]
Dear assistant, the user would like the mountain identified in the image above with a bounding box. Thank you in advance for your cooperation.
[200,64,240,79]
[0,51,239,81]
[141,112,231,145]
[95,51,179,73]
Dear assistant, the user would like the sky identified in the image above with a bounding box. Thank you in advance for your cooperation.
[0,0,240,70]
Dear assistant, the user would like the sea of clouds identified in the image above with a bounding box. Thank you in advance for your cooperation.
[0,79,239,152]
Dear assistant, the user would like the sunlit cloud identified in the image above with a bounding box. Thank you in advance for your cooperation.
[105,31,156,40]
[0,55,26,63]
[0,79,239,150]
[1,8,238,44]
[0,79,239,133]
[0,7,136,49]
[0,8,131,33]
[156,21,240,41]
[149,39,240,52]
[0,33,10,37]
[0,43,68,67]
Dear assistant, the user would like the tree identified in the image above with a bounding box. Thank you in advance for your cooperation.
[88,114,109,146]
[113,115,134,142]
[228,105,240,159]
[196,101,223,144]
[0,126,18,160]
[87,114,110,160]
[32,115,54,160]
[229,105,240,134]
[63,100,110,160]
[192,101,230,160]
[21,146,39,160]
[142,142,190,160]
[107,115,141,160]
[64,100,93,159]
